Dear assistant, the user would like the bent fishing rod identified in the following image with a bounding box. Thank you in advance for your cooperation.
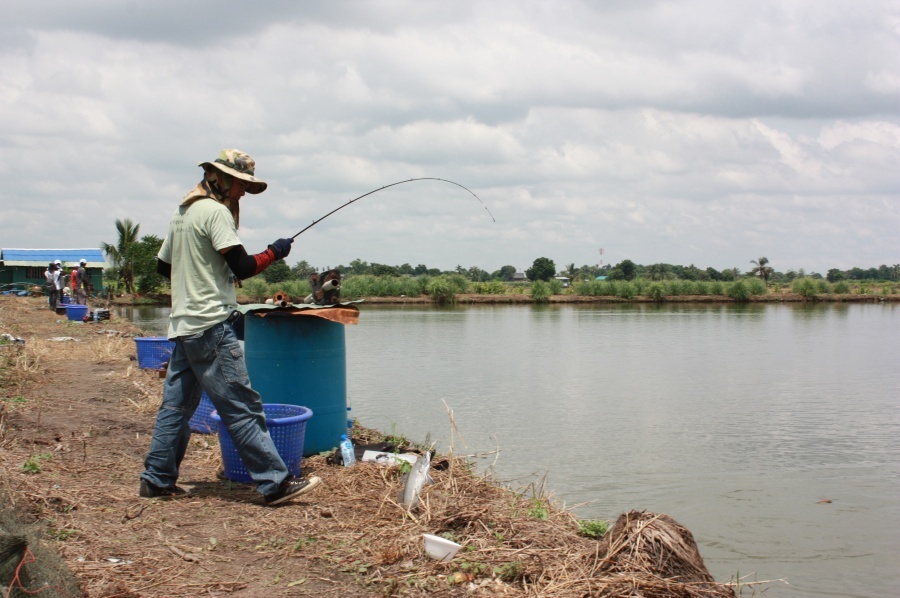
[290,177,495,239]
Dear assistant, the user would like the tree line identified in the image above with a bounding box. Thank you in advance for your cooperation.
[99,219,900,293]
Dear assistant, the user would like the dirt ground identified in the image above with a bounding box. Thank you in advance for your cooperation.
[1,295,742,598]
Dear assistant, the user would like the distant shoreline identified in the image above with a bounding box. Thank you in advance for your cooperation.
[109,291,898,307]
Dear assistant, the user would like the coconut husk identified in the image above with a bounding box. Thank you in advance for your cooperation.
[590,510,734,597]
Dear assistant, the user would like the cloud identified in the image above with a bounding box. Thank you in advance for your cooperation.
[1,0,898,274]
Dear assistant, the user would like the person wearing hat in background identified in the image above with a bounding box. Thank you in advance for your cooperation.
[44,260,61,309]
[140,149,321,506]
[54,260,68,304]
[74,259,89,305]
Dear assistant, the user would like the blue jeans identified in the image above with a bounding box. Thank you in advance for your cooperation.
[141,319,288,496]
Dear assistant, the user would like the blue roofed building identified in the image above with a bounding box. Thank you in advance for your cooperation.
[0,248,106,292]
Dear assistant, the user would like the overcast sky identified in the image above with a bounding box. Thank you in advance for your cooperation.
[2,1,898,275]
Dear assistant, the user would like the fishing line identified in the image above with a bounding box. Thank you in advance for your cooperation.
[290,177,495,239]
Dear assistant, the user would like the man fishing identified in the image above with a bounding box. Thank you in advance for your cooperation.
[140,149,322,505]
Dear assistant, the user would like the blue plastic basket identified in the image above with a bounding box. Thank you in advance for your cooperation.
[134,337,174,370]
[189,392,217,434]
[65,304,88,321]
[212,404,313,484]
[60,295,71,304]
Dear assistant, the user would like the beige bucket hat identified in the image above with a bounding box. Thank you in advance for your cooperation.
[199,149,268,194]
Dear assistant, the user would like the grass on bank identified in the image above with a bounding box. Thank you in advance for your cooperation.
[229,275,899,304]
[102,270,900,305]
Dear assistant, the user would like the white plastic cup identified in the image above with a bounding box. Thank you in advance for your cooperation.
[423,534,461,561]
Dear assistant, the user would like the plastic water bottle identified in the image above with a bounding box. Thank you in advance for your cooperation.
[346,406,353,437]
[340,434,356,467]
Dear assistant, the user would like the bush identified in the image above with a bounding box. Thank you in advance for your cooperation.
[445,274,470,294]
[792,278,817,299]
[425,276,457,304]
[341,275,374,298]
[471,280,507,295]
[530,280,550,303]
[746,278,767,296]
[726,280,751,302]
[647,283,665,302]
[274,279,311,303]
[548,279,563,295]
[574,280,606,296]
[614,281,636,300]
[241,277,270,302]
[710,281,724,296]
[833,281,850,294]
[136,272,166,294]
[632,278,650,295]
[342,275,424,298]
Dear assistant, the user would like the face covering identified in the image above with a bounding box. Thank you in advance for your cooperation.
[213,172,241,229]
[181,168,241,229]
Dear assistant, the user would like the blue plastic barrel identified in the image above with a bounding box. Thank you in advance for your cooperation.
[244,314,346,456]
[65,304,88,321]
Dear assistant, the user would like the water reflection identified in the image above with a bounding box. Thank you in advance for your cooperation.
[113,305,170,335]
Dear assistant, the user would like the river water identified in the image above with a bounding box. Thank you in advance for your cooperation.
[117,302,900,598]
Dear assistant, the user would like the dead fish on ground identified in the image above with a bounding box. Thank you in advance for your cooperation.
[398,451,432,509]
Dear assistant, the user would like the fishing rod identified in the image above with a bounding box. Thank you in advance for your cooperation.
[290,177,495,239]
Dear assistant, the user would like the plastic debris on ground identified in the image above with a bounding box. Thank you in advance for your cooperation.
[361,451,418,466]
[0,333,26,345]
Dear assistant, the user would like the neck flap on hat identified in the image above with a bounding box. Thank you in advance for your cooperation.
[180,177,241,229]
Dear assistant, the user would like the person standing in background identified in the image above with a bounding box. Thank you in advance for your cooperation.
[70,264,78,298]
[74,259,88,305]
[44,261,60,309]
[54,260,68,304]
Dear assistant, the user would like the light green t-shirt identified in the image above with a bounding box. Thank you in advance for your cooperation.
[158,198,241,339]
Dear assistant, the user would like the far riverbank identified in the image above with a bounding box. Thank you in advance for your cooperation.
[104,289,898,307]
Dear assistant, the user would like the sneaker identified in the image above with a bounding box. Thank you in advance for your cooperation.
[264,476,321,506]
[139,479,188,498]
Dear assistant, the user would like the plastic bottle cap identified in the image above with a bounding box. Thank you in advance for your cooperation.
[341,434,347,441]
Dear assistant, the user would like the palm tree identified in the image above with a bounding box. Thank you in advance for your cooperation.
[565,263,578,282]
[750,256,774,286]
[102,218,140,294]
